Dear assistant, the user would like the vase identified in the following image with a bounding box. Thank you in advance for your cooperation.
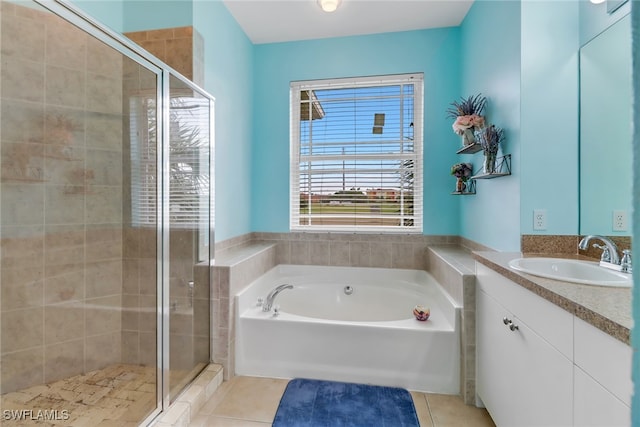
[461,128,475,147]
[483,152,497,174]
[456,178,466,193]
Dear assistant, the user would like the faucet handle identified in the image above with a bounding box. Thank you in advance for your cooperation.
[593,244,612,263]
[621,250,632,273]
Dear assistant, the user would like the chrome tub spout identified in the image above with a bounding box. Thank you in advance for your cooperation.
[262,284,293,312]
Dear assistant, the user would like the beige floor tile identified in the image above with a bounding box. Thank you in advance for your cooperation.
[198,416,271,426]
[210,376,289,423]
[410,391,434,427]
[197,377,236,415]
[426,393,495,427]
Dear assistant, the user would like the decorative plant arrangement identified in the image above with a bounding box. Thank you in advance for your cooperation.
[446,94,486,147]
[447,94,510,195]
[450,162,473,193]
[474,125,505,174]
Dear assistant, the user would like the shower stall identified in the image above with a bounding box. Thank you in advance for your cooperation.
[0,1,214,425]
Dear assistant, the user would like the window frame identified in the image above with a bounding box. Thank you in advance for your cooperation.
[289,73,424,233]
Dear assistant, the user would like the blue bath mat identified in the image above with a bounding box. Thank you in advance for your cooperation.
[272,378,420,427]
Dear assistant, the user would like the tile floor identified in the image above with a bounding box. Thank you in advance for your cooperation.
[0,364,156,427]
[188,376,495,427]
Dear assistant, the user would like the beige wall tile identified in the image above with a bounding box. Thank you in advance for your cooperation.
[86,225,122,262]
[1,12,45,61]
[85,260,122,298]
[45,16,87,70]
[44,338,84,383]
[1,100,45,144]
[1,347,44,394]
[349,241,371,267]
[2,307,43,353]
[85,332,121,372]
[86,112,123,151]
[85,186,122,224]
[44,184,85,225]
[46,65,85,108]
[1,183,45,225]
[44,301,84,345]
[86,74,122,115]
[86,149,123,186]
[2,141,44,183]
[2,57,45,103]
[86,295,122,336]
[329,241,350,266]
[86,35,123,78]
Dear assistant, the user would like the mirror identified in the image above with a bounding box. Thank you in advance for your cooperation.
[579,15,632,236]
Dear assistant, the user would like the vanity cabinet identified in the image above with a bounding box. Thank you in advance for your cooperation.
[476,264,573,426]
[573,317,631,426]
[476,262,632,427]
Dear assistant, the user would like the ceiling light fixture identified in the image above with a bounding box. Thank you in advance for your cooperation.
[318,0,342,13]
[590,0,605,4]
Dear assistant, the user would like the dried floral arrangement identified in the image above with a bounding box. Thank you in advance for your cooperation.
[447,94,487,136]
[474,125,505,155]
[450,163,473,182]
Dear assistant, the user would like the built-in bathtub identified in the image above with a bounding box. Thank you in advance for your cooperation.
[234,265,461,393]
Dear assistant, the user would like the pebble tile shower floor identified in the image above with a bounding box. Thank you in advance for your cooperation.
[0,364,156,426]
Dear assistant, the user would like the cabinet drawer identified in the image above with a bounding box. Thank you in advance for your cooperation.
[574,317,632,406]
[476,263,573,359]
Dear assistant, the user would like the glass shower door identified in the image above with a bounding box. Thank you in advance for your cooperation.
[166,74,212,402]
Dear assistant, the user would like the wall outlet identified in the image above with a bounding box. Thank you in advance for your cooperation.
[613,210,628,231]
[533,209,547,231]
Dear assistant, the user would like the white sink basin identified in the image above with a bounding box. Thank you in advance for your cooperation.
[508,257,632,287]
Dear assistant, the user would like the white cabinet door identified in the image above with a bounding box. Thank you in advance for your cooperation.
[477,289,573,426]
[477,289,517,426]
[574,366,630,427]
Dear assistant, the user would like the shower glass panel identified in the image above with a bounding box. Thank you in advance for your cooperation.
[167,74,212,402]
[0,1,160,424]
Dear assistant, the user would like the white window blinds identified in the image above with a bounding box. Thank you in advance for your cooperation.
[290,74,423,232]
[130,95,211,230]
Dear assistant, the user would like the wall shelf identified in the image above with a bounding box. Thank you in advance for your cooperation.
[470,154,512,179]
[456,143,482,155]
[451,179,476,195]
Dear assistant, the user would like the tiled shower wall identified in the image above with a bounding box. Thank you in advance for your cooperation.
[125,26,204,87]
[0,2,124,393]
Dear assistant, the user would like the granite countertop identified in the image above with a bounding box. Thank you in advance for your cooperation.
[473,251,632,345]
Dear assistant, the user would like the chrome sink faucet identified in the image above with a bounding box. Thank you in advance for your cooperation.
[262,284,293,312]
[578,235,631,273]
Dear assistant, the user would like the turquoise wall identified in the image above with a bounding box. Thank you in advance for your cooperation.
[251,29,462,234]
[631,2,639,423]
[458,0,521,251]
[520,0,580,237]
[192,1,254,242]
[123,0,192,31]
[69,0,123,32]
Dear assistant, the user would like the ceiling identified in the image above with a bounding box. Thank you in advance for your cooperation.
[222,0,475,44]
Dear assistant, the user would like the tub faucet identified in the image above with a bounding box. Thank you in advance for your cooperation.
[578,235,621,268]
[262,284,293,312]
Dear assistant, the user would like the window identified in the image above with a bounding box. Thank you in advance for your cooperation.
[290,74,423,232]
[130,92,212,260]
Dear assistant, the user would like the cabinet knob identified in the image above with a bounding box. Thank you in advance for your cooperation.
[503,317,511,325]
[509,322,519,332]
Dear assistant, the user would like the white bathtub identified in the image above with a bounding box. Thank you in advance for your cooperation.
[234,264,461,393]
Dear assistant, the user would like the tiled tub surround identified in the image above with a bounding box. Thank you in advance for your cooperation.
[211,233,472,395]
[474,251,631,344]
